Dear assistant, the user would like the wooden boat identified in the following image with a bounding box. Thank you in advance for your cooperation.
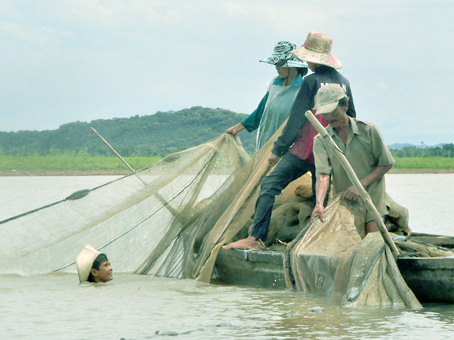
[215,232,454,303]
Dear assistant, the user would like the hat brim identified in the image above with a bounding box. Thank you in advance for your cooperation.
[76,244,101,283]
[314,101,339,116]
[259,56,308,69]
[291,46,342,69]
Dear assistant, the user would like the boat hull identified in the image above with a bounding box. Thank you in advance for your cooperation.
[215,233,454,303]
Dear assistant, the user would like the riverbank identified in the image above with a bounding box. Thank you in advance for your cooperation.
[1,155,453,176]
[1,168,454,176]
[0,169,132,176]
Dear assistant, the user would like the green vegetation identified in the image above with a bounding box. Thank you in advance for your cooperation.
[4,155,454,172]
[389,145,454,170]
[393,157,454,170]
[0,155,162,171]
[0,106,257,157]
[1,106,454,172]
[390,144,454,158]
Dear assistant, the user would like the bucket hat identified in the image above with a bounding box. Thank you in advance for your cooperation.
[313,84,346,115]
[260,41,308,69]
[291,32,342,69]
[76,244,101,283]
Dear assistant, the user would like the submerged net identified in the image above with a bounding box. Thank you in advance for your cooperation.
[284,195,424,308]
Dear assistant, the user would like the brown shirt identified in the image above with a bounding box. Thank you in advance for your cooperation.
[313,117,395,221]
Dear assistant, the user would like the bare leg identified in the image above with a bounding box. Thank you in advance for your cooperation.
[223,236,261,250]
[365,221,379,235]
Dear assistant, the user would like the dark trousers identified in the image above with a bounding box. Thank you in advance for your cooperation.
[250,152,328,241]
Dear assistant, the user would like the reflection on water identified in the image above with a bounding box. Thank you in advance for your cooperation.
[1,174,454,339]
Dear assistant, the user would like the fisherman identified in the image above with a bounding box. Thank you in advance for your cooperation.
[224,31,356,250]
[76,244,113,283]
[310,84,394,234]
[226,41,308,151]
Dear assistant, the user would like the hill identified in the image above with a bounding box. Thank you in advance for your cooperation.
[0,107,257,156]
[2,107,452,159]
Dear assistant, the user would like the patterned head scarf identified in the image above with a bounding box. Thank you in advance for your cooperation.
[260,41,308,69]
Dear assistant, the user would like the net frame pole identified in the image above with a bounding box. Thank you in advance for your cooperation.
[91,127,147,186]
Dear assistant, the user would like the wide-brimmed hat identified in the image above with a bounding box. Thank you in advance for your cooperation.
[313,84,347,115]
[291,32,342,69]
[76,244,101,283]
[260,41,308,69]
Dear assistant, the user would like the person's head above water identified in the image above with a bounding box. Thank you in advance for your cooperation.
[76,244,113,283]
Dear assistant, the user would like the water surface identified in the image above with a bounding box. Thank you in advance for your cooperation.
[0,174,453,339]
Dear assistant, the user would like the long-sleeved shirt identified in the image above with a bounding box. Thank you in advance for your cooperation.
[241,75,303,132]
[272,66,356,160]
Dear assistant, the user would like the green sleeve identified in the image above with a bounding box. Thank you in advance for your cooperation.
[241,92,269,132]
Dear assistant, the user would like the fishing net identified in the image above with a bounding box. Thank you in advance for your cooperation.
[0,123,287,280]
[0,133,251,276]
[283,195,424,308]
[1,123,449,309]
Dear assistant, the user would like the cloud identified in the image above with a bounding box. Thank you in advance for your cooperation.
[0,21,73,44]
[0,0,453,145]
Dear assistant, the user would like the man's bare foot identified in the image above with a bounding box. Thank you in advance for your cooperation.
[223,236,262,250]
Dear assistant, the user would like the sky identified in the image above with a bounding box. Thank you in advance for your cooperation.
[0,0,453,145]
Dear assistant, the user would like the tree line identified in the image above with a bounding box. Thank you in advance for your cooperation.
[389,144,454,158]
[1,106,451,158]
[0,107,257,157]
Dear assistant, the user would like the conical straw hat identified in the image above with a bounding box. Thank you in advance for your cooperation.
[76,244,101,283]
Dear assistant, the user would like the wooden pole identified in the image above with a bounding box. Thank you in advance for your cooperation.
[305,111,400,259]
[90,127,147,186]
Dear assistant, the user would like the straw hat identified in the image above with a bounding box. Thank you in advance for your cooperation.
[260,41,308,69]
[291,32,342,69]
[76,244,101,283]
[313,84,347,115]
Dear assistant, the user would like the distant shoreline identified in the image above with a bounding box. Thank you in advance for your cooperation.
[1,168,454,176]
[0,169,132,176]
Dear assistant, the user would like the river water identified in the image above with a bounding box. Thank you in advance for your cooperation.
[0,174,453,340]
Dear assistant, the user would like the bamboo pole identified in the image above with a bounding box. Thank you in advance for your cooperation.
[90,127,147,186]
[305,111,400,259]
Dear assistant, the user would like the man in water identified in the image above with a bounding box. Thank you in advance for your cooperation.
[310,84,394,234]
[76,244,113,283]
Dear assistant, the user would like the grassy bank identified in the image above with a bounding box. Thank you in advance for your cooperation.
[0,155,453,175]
[0,155,162,172]
[393,157,454,170]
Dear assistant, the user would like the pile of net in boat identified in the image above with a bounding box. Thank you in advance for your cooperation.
[283,194,453,308]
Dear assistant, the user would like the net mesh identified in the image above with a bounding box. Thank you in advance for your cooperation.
[0,134,250,277]
[1,127,450,309]
[283,195,424,308]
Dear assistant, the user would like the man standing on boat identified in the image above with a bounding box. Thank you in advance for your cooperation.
[310,84,394,234]
[224,31,356,250]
